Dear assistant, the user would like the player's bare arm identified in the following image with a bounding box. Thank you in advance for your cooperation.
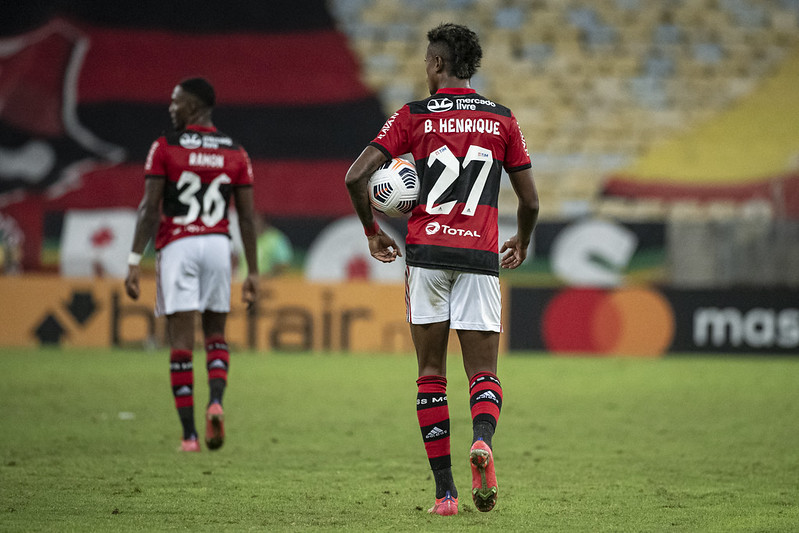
[500,167,539,269]
[233,184,259,306]
[125,177,165,299]
[345,146,402,263]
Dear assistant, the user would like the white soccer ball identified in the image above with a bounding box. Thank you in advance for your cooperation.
[368,158,419,217]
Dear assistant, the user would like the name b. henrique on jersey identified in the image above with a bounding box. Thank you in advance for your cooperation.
[369,88,531,276]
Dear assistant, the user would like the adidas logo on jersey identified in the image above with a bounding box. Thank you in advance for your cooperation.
[476,391,499,403]
[425,426,448,440]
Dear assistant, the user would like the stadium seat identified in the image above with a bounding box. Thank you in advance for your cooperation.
[331,0,799,219]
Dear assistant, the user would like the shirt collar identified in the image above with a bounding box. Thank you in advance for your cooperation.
[435,87,476,95]
[186,124,217,133]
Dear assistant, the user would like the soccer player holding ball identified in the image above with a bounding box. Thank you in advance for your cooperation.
[345,24,539,515]
[125,78,259,452]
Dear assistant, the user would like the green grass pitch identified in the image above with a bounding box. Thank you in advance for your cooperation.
[1,348,797,531]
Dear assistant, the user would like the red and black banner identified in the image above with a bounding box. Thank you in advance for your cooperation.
[1,1,386,270]
[603,173,799,219]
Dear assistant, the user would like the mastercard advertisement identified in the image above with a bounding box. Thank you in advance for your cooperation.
[508,287,799,356]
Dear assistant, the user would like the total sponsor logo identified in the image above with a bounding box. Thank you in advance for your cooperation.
[424,221,482,238]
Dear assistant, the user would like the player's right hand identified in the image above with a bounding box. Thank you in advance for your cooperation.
[368,232,402,263]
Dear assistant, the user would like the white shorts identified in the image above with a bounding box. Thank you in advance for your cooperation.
[156,234,232,317]
[405,266,501,332]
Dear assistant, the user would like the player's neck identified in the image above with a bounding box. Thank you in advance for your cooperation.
[434,76,471,93]
[187,111,214,128]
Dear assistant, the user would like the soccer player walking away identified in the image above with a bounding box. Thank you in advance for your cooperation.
[125,78,259,452]
[345,24,538,515]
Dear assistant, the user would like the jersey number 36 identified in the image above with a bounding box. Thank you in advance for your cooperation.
[173,171,231,227]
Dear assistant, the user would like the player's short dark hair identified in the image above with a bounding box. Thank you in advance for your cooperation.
[427,23,482,79]
[179,77,216,108]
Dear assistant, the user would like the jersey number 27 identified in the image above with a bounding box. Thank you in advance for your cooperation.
[425,144,493,216]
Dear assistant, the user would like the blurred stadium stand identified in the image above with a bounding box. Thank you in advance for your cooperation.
[329,0,799,215]
[328,0,799,286]
[1,1,796,287]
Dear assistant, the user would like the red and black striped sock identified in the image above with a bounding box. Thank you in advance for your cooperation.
[469,371,503,449]
[170,349,196,440]
[205,336,229,406]
[416,375,456,498]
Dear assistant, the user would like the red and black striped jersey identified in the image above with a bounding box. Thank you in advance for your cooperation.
[144,125,254,250]
[370,88,531,276]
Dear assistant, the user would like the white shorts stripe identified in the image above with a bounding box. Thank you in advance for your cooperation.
[155,251,165,316]
[405,264,411,323]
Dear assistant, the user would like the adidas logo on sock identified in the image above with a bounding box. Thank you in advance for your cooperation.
[425,426,448,440]
[208,359,227,369]
[175,385,192,396]
[476,391,498,403]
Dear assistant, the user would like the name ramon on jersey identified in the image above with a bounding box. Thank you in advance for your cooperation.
[189,152,224,168]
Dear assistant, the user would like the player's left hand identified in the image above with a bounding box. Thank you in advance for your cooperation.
[125,266,141,300]
[368,231,402,263]
[242,273,258,309]
[500,235,528,269]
